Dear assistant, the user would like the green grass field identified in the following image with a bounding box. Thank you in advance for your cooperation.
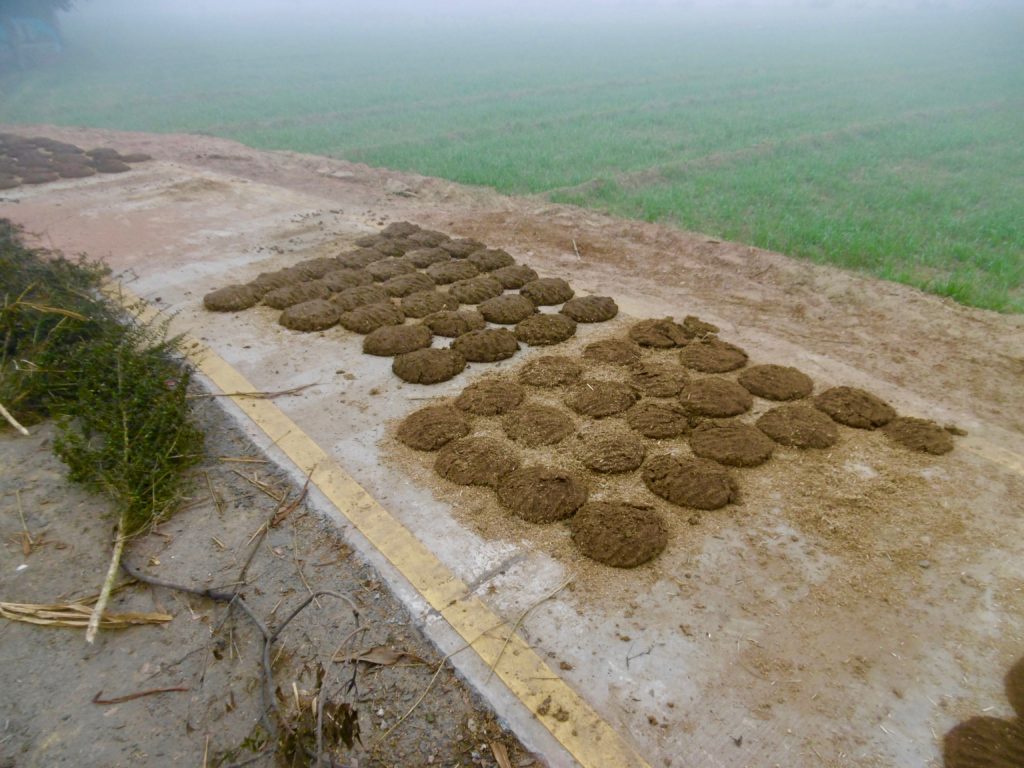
[3,5,1022,311]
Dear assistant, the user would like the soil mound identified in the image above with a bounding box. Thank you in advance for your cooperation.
[679,337,748,373]
[329,284,389,312]
[756,405,838,449]
[403,247,451,268]
[321,269,373,292]
[515,313,577,346]
[363,324,433,356]
[502,405,574,447]
[815,386,896,429]
[468,248,515,272]
[262,281,331,309]
[448,275,504,304]
[383,272,435,298]
[689,421,775,467]
[943,717,1024,768]
[478,294,536,325]
[882,416,954,455]
[492,265,539,289]
[566,380,639,418]
[339,302,405,334]
[435,437,521,488]
[203,284,258,312]
[401,290,459,318]
[560,296,618,323]
[426,260,479,284]
[393,348,467,384]
[367,258,416,282]
[520,278,574,306]
[451,328,518,362]
[630,361,690,397]
[582,338,642,366]
[278,299,340,332]
[497,467,589,523]
[518,355,582,388]
[575,428,646,474]
[421,310,486,337]
[679,377,753,417]
[629,318,690,348]
[337,248,386,269]
[626,400,692,439]
[571,502,668,568]
[455,378,525,415]
[738,364,814,400]
[396,405,472,450]
[642,454,739,510]
[440,238,485,258]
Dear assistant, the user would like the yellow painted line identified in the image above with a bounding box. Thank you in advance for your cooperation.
[109,285,651,768]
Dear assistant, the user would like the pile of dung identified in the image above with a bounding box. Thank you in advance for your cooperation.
[0,133,150,190]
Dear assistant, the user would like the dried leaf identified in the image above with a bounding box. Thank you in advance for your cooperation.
[333,645,426,667]
[490,741,513,768]
[0,600,171,628]
[324,701,361,749]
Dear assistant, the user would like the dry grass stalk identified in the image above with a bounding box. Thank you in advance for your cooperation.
[0,599,171,628]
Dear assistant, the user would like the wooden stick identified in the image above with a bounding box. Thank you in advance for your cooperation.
[0,402,29,436]
[92,686,189,705]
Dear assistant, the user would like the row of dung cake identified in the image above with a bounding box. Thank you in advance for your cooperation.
[392,316,959,569]
[203,221,620,382]
[0,133,150,189]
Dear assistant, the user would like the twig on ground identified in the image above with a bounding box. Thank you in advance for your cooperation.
[187,382,318,400]
[205,471,225,516]
[15,489,33,555]
[231,470,286,503]
[92,686,189,705]
[486,579,571,682]
[0,402,30,436]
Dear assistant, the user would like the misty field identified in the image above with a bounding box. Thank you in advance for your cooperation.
[3,6,1022,311]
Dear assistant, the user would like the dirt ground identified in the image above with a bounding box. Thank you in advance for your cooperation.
[1,124,1023,768]
[0,397,535,768]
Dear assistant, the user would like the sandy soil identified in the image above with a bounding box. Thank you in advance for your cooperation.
[1,124,1022,768]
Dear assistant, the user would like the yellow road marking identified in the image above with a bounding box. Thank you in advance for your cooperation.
[111,285,651,768]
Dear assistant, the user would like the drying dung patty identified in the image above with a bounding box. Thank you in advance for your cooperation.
[515,313,577,346]
[682,315,720,337]
[408,229,448,247]
[630,361,690,397]
[943,717,1024,768]
[447,275,504,304]
[882,417,954,455]
[278,299,340,332]
[0,176,20,190]
[339,302,405,334]
[583,338,642,366]
[403,247,451,268]
[396,405,471,450]
[738,364,814,400]
[119,153,152,163]
[329,284,389,312]
[626,400,693,439]
[478,294,536,324]
[337,248,386,269]
[434,437,521,488]
[491,264,539,289]
[566,380,639,418]
[575,429,646,473]
[497,467,589,523]
[373,238,413,257]
[262,281,331,309]
[679,377,753,417]
[421,310,486,337]
[382,272,435,298]
[520,278,574,306]
[367,258,416,282]
[629,317,690,348]
[517,355,582,388]
[678,337,748,373]
[381,221,420,238]
[248,269,300,297]
[203,284,258,312]
[293,256,344,279]
[455,378,525,415]
[94,159,131,174]
[426,259,479,284]
[560,296,618,323]
[642,454,739,510]
[571,502,668,568]
[1008,656,1024,718]
[815,386,896,429]
[401,290,460,318]
[392,348,466,384]
[21,172,60,184]
[451,328,518,362]
[55,164,96,179]
[354,234,386,248]
[688,421,775,467]
[756,404,838,449]
[363,324,433,356]
[502,405,574,447]
[440,238,485,258]
[321,268,374,292]
[468,248,515,272]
